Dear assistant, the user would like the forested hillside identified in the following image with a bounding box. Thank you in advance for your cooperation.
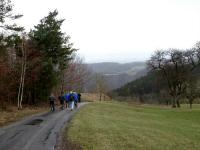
[114,48,200,108]
[114,71,168,102]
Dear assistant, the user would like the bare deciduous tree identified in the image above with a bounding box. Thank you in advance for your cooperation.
[147,49,192,107]
[17,36,27,109]
[61,54,90,93]
[185,75,200,109]
[148,45,200,108]
[95,73,108,101]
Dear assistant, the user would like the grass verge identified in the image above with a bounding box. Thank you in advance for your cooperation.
[0,106,47,127]
[65,101,200,150]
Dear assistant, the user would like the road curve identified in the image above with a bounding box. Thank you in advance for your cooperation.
[0,103,86,150]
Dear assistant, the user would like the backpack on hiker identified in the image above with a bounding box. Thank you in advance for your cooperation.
[69,94,74,102]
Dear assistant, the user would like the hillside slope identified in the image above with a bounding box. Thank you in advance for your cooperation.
[85,62,147,91]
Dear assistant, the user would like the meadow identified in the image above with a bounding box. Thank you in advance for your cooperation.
[66,102,200,150]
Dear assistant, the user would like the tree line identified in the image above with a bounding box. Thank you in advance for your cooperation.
[0,0,88,110]
[114,44,200,108]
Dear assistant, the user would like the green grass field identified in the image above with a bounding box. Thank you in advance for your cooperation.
[65,102,200,150]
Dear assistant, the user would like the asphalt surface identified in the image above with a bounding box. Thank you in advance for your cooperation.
[0,103,86,150]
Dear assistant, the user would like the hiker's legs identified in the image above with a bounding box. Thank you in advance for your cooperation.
[70,101,74,110]
[50,102,55,111]
[62,102,64,109]
[60,101,64,110]
[75,101,78,108]
[52,101,55,111]
[50,101,53,111]
[66,102,68,108]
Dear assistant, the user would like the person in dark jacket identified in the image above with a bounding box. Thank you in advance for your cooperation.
[58,92,65,110]
[49,93,56,111]
[78,93,81,103]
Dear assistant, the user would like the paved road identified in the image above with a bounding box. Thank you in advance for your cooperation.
[0,103,86,150]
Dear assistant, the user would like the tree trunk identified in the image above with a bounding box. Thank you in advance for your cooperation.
[176,99,180,108]
[28,91,31,105]
[189,98,193,109]
[166,100,169,106]
[60,71,64,95]
[189,102,192,109]
[18,37,26,110]
[19,60,26,109]
[99,92,102,101]
[172,97,176,108]
[139,95,143,103]
[17,52,23,109]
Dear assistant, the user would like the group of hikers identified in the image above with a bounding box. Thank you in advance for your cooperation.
[49,91,81,111]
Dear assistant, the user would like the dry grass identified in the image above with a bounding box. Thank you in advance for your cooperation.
[0,106,47,127]
[81,93,112,102]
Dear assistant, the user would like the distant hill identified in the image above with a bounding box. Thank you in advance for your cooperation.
[88,62,146,75]
[85,62,147,91]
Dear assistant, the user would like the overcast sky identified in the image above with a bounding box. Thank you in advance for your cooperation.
[13,0,200,63]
